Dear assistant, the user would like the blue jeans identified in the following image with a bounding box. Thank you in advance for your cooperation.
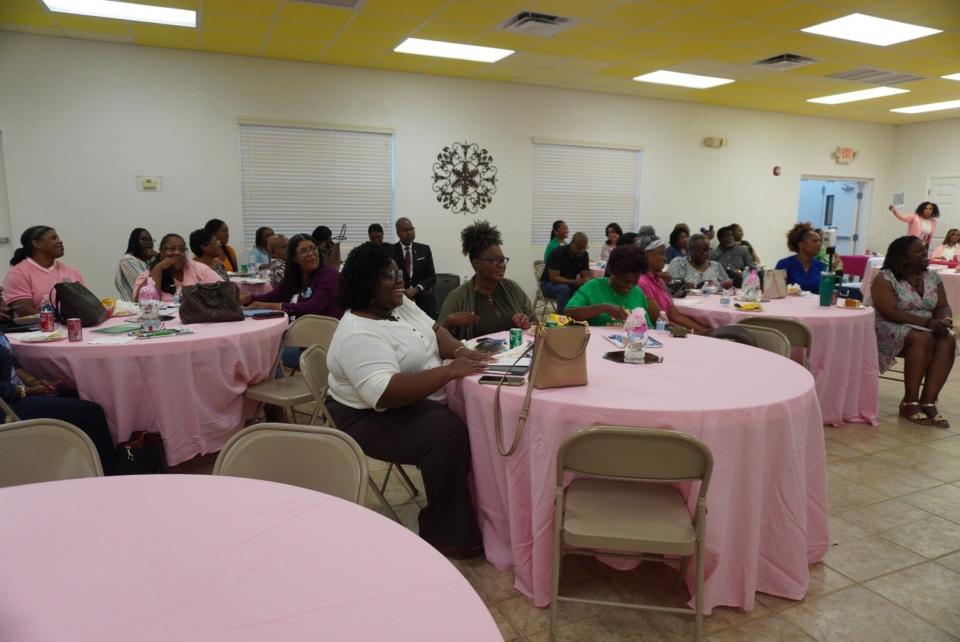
[541,281,579,313]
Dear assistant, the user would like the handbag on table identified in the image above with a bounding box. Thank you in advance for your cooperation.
[493,321,590,456]
[115,430,167,474]
[51,282,108,327]
[763,269,788,299]
[178,282,244,324]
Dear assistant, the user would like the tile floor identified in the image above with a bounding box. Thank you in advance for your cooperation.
[174,374,960,641]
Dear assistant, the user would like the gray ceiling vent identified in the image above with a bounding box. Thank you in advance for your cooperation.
[292,0,365,8]
[501,12,572,37]
[826,67,924,85]
[753,53,818,71]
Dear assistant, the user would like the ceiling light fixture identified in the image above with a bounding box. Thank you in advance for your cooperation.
[394,38,513,63]
[632,70,734,89]
[42,0,196,27]
[942,73,960,81]
[890,99,960,114]
[802,13,940,46]
[807,86,909,104]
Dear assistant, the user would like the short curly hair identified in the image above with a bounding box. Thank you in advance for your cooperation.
[339,242,394,310]
[189,228,215,257]
[460,220,502,259]
[786,222,818,252]
[607,243,648,276]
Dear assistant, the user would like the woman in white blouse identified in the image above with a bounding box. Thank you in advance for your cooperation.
[326,242,490,559]
[115,228,157,300]
[931,228,960,261]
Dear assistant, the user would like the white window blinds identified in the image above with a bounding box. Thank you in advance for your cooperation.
[530,142,642,245]
[239,124,394,248]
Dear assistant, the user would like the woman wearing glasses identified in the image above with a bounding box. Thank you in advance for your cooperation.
[438,221,536,340]
[240,233,342,319]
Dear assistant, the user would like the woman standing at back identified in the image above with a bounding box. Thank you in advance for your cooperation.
[889,202,939,248]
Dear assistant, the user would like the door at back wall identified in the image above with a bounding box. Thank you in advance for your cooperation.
[797,177,871,255]
[928,176,959,247]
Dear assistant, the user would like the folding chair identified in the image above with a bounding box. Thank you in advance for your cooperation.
[533,260,558,320]
[735,324,791,358]
[738,316,813,368]
[0,419,104,488]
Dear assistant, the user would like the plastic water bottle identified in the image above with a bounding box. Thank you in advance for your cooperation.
[742,267,761,301]
[39,295,56,332]
[249,249,259,272]
[623,309,648,363]
[656,310,668,332]
[138,279,162,332]
[172,285,183,307]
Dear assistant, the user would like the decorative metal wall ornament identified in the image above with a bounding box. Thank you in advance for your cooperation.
[431,141,498,214]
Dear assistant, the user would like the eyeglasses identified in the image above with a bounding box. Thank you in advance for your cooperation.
[379,269,404,282]
[296,246,319,257]
[475,256,510,266]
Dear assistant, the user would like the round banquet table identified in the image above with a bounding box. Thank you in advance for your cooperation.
[862,264,960,319]
[447,328,828,614]
[0,475,500,642]
[589,263,605,279]
[8,313,286,465]
[674,293,879,426]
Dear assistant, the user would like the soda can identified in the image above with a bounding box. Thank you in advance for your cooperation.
[67,318,83,342]
[39,310,55,333]
[510,327,522,349]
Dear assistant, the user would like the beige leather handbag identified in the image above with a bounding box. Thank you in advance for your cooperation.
[493,322,590,456]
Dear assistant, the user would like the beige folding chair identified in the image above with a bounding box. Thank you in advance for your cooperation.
[550,426,713,642]
[735,324,791,358]
[533,260,558,320]
[213,422,368,505]
[0,419,104,488]
[738,316,813,368]
[0,397,21,423]
[244,314,340,424]
[299,345,420,522]
[709,324,757,347]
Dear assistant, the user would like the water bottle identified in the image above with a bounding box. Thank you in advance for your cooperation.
[249,249,259,273]
[623,309,648,363]
[39,295,55,332]
[656,310,668,332]
[742,267,761,302]
[138,279,162,332]
[172,285,183,307]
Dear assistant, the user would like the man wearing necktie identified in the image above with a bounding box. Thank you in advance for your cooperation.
[392,217,437,318]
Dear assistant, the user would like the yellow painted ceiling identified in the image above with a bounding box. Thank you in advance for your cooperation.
[2,0,959,124]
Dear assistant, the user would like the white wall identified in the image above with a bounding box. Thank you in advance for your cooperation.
[0,32,902,297]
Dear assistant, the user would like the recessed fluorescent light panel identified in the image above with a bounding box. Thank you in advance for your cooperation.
[633,70,734,89]
[42,0,196,27]
[802,13,941,46]
[807,86,909,104]
[942,73,960,81]
[891,100,960,114]
[394,38,513,63]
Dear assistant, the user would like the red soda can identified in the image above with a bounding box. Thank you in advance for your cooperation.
[67,318,83,341]
[39,310,55,333]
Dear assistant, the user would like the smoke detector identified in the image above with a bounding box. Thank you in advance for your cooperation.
[753,53,818,71]
[501,12,572,37]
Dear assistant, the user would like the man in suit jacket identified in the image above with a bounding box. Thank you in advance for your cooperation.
[393,217,437,317]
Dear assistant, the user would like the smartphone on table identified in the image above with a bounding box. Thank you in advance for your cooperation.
[478,375,525,386]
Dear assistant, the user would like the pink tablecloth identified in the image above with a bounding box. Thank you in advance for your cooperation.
[448,329,828,614]
[236,278,273,296]
[0,475,500,642]
[9,314,286,465]
[674,294,879,426]
[589,263,605,279]
[862,265,960,319]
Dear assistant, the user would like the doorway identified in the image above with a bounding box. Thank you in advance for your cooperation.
[797,177,872,255]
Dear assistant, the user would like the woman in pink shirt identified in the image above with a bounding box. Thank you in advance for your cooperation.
[132,233,221,302]
[889,202,939,248]
[637,237,710,334]
[3,226,86,315]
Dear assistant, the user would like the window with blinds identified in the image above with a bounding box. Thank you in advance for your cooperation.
[238,124,394,249]
[530,142,642,246]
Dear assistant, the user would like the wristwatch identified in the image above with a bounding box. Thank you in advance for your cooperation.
[15,384,26,399]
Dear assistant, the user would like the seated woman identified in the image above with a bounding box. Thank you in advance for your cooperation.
[775,223,825,294]
[566,244,657,326]
[544,219,568,262]
[873,236,956,428]
[189,229,229,281]
[667,234,732,288]
[249,226,273,270]
[599,223,622,262]
[666,224,689,263]
[240,234,342,319]
[115,228,157,301]
[132,233,221,301]
[266,234,288,286]
[931,228,960,261]
[204,219,239,272]
[638,238,710,334]
[325,242,490,558]
[4,226,86,315]
[0,289,114,473]
[439,221,536,340]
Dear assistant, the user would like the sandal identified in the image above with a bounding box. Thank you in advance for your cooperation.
[900,401,933,426]
[920,403,951,429]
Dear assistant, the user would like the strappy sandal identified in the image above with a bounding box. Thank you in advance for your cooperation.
[900,401,933,426]
[920,403,951,429]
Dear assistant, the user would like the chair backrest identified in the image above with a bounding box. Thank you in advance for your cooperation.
[434,273,461,312]
[284,314,339,351]
[736,324,791,358]
[738,316,812,352]
[214,422,368,504]
[557,426,713,501]
[0,419,103,487]
[709,325,757,346]
[300,344,336,427]
[533,260,546,282]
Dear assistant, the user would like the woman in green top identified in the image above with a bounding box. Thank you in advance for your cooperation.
[566,244,659,326]
[439,221,537,340]
[544,220,569,262]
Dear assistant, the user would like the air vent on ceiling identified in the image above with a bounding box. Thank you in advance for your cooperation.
[501,12,572,37]
[753,53,818,71]
[826,67,924,85]
[292,0,365,8]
